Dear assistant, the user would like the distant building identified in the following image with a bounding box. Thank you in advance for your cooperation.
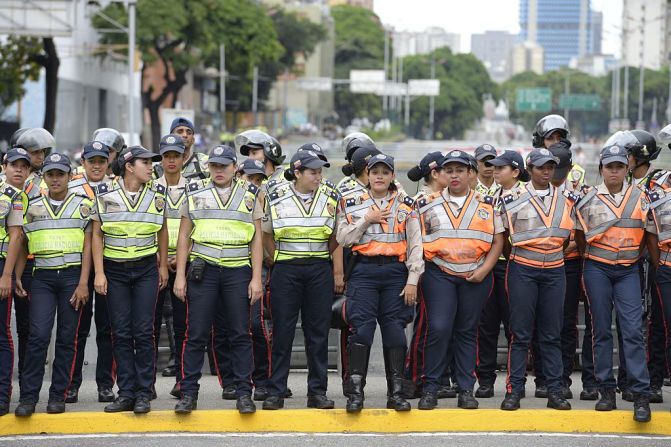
[471,31,517,82]
[520,0,596,71]
[621,0,670,70]
[591,10,603,55]
[509,41,544,76]
[569,53,617,77]
[328,0,374,10]
[393,26,460,58]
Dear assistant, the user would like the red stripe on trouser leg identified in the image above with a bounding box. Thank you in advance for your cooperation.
[63,306,84,401]
[580,259,598,387]
[655,283,671,378]
[504,261,513,394]
[180,297,190,386]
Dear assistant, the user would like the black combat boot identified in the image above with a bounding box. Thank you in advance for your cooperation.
[345,343,370,413]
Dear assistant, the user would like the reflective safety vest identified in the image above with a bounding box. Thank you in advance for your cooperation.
[0,183,24,258]
[165,184,187,257]
[187,178,258,267]
[24,174,46,200]
[575,184,646,266]
[96,180,166,261]
[342,191,414,260]
[501,184,575,268]
[24,193,93,269]
[475,180,498,196]
[418,189,496,276]
[182,152,209,180]
[68,174,96,200]
[268,183,338,262]
[337,176,367,199]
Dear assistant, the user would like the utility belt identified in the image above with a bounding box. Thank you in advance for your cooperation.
[104,255,155,269]
[357,255,400,265]
[274,257,330,266]
[186,257,250,283]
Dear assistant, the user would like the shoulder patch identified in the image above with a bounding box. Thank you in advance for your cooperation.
[153,182,166,195]
[4,185,17,198]
[345,197,356,207]
[268,179,279,188]
[269,191,280,201]
[324,179,335,189]
[563,190,578,202]
[94,183,109,194]
[478,194,494,205]
[403,196,415,207]
[502,194,515,204]
[188,181,202,193]
[649,190,662,202]
[418,198,427,208]
[248,183,258,195]
[330,190,340,201]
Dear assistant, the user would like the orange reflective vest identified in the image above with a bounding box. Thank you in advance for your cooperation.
[575,184,647,266]
[418,189,496,276]
[501,184,574,268]
[342,191,413,261]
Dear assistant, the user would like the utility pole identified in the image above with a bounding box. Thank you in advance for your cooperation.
[128,0,136,144]
[564,71,570,122]
[383,29,389,114]
[636,4,645,129]
[219,44,226,131]
[252,66,259,126]
[429,54,436,139]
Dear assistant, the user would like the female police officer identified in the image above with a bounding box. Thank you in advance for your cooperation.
[500,148,575,412]
[337,153,423,413]
[92,145,168,414]
[575,144,651,423]
[172,145,262,414]
[262,149,338,410]
[14,153,94,416]
[416,150,503,410]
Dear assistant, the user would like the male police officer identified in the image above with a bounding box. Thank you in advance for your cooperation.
[170,117,209,180]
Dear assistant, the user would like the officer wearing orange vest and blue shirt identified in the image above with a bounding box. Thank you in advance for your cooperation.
[14,153,94,416]
[575,144,652,423]
[337,154,423,413]
[91,145,169,414]
[0,148,30,417]
[415,150,504,410]
[499,148,576,412]
[66,141,116,405]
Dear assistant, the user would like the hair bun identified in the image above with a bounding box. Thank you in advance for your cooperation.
[341,164,353,176]
[407,165,423,182]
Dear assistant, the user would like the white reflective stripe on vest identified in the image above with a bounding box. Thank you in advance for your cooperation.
[584,219,644,241]
[509,228,570,244]
[422,228,493,244]
[431,256,485,273]
[103,235,156,248]
[24,218,88,232]
[585,245,640,262]
[191,242,250,260]
[34,253,82,268]
[276,241,329,253]
[358,232,406,244]
[510,247,564,263]
[272,217,335,229]
[190,209,253,222]
[100,212,164,225]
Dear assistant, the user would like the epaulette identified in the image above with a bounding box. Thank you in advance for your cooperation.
[267,179,279,189]
[403,196,415,207]
[324,179,335,189]
[3,185,18,198]
[418,197,427,208]
[501,193,515,205]
[345,197,357,207]
[649,190,662,202]
[94,183,110,194]
[329,190,340,201]
[477,194,494,205]
[187,180,205,194]
[248,183,258,195]
[563,190,578,202]
[153,182,166,195]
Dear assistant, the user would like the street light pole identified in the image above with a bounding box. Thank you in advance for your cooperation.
[219,44,226,131]
[252,66,259,126]
[128,0,136,144]
[429,54,435,139]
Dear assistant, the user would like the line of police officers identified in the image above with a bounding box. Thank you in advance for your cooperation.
[0,115,668,423]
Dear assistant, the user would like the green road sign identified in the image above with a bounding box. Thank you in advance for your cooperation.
[516,88,552,112]
[559,94,601,111]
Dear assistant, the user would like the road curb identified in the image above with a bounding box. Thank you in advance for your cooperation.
[1,409,670,436]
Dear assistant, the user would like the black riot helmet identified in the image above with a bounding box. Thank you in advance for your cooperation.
[234,130,285,166]
[91,128,126,153]
[342,132,375,161]
[532,114,570,148]
[605,130,660,164]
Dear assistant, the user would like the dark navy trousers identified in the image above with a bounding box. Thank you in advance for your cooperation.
[267,261,333,397]
[346,261,412,348]
[476,260,510,387]
[421,261,492,394]
[105,258,158,399]
[582,259,650,394]
[654,265,671,388]
[19,267,82,403]
[506,261,565,394]
[13,259,32,381]
[0,259,12,405]
[180,264,253,398]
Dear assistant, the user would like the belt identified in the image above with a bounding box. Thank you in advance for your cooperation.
[275,258,330,266]
[104,255,155,269]
[358,255,400,265]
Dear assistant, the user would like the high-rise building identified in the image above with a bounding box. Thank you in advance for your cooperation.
[509,41,544,75]
[591,10,603,55]
[621,0,670,70]
[471,31,517,82]
[392,27,460,58]
[519,0,593,71]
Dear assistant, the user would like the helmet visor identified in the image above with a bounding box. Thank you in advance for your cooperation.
[91,128,126,153]
[15,128,56,152]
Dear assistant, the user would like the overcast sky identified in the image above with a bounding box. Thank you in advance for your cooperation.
[374,0,622,56]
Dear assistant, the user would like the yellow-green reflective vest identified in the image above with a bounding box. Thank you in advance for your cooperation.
[96,180,166,261]
[0,183,25,258]
[24,193,93,269]
[187,178,258,267]
[268,183,338,262]
[166,186,186,257]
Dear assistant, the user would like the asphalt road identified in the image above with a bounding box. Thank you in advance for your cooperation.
[3,432,671,447]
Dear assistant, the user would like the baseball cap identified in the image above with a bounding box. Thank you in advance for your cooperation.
[239,158,267,177]
[42,152,72,173]
[4,147,31,164]
[289,150,330,171]
[208,145,237,165]
[367,153,394,171]
[297,143,328,162]
[489,150,530,182]
[169,117,194,133]
[119,145,162,167]
[600,144,629,166]
[159,134,186,155]
[82,141,110,160]
[526,148,559,167]
[442,150,472,167]
[474,144,498,161]
[419,151,446,176]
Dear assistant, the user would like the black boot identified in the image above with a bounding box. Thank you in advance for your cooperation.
[595,388,616,411]
[633,393,651,423]
[345,342,369,413]
[384,347,411,411]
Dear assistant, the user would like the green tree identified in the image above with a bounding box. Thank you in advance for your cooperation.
[0,36,41,118]
[331,4,385,125]
[92,0,283,146]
